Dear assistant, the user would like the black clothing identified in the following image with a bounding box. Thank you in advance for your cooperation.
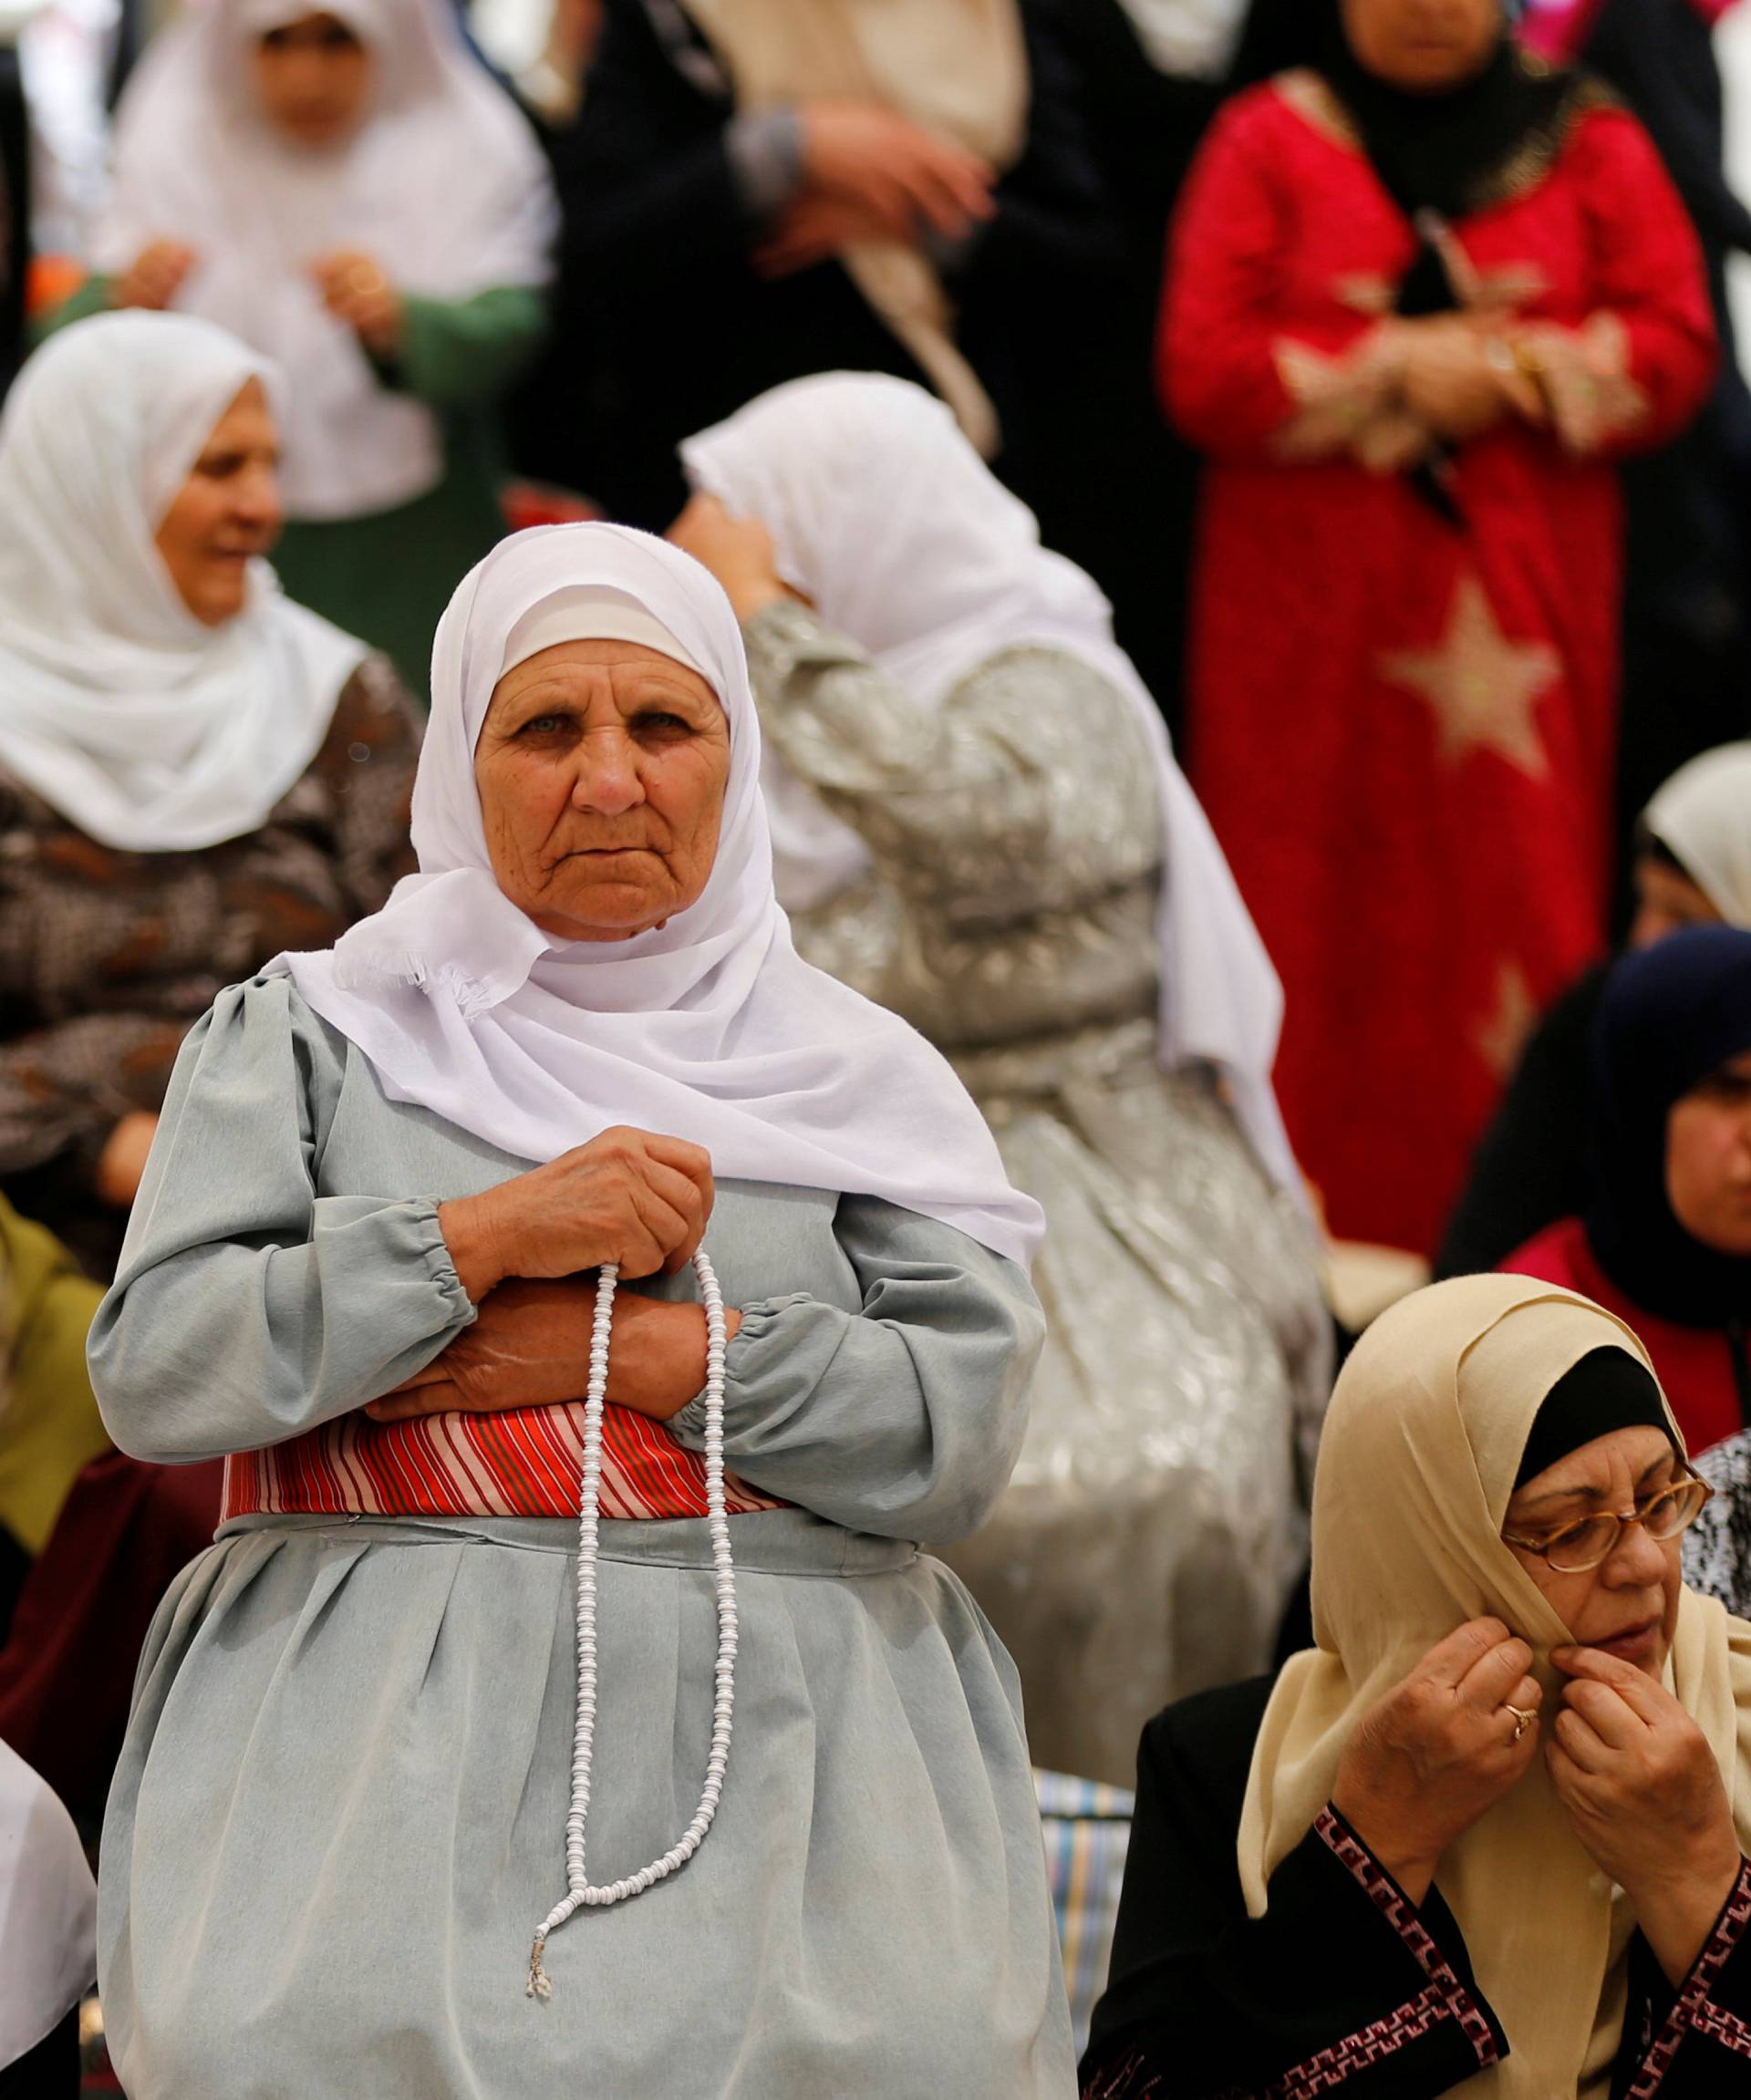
[519,0,1121,551]
[1435,963,1608,1280]
[1516,1345,1671,1485]
[0,2008,80,2100]
[1581,0,1751,900]
[1081,1677,1751,2098]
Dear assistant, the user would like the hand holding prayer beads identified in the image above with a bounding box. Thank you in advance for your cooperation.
[1331,1616,1543,1903]
[438,1125,715,1300]
[527,1250,737,1999]
[311,250,405,358]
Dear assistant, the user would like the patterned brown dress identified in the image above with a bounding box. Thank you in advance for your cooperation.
[0,654,420,1278]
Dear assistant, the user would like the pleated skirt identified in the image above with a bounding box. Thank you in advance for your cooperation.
[98,1508,1077,2098]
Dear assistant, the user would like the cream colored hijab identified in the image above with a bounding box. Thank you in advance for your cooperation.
[680,0,1027,456]
[1240,1274,1751,2097]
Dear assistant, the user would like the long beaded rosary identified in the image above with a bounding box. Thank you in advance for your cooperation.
[526,1250,738,2000]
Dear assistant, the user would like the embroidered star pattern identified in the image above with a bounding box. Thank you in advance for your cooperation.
[1377,574,1559,778]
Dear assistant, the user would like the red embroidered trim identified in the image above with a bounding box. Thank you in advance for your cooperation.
[1624,1859,1751,2099]
[1313,1808,1502,2071]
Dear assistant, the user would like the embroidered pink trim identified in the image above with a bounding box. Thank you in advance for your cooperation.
[1624,1859,1751,2098]
[1313,1808,1502,2072]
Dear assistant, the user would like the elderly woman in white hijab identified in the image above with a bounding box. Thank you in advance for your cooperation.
[0,309,419,1834]
[88,522,1075,2096]
[55,0,556,692]
[1082,1274,1751,2099]
[671,371,1332,1788]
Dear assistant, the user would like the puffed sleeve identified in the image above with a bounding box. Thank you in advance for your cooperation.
[86,978,475,1465]
[666,1194,1043,1547]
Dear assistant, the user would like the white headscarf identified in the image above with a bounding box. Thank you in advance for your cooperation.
[272,523,1044,1269]
[93,0,555,522]
[0,1742,96,2070]
[1110,0,1249,78]
[680,372,1305,1205]
[0,312,367,853]
[1642,741,1751,930]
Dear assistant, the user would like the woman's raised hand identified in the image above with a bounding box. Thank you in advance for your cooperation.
[114,241,197,313]
[439,1125,714,1299]
[1549,1645,1743,1986]
[1331,1618,1543,1904]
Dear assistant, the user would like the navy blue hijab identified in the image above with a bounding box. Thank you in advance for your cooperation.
[1588,924,1751,1327]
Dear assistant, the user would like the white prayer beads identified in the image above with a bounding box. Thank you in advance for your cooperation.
[527,1251,737,2000]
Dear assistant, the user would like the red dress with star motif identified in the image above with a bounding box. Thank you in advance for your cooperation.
[1161,75,1715,1255]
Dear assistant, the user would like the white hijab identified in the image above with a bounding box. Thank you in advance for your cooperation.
[93,0,555,522]
[0,1742,96,2071]
[680,371,1304,1205]
[1642,740,1751,930]
[272,523,1044,1269]
[0,312,366,853]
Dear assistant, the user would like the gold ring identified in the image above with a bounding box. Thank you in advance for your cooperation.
[347,264,384,296]
[1505,1703,1537,1742]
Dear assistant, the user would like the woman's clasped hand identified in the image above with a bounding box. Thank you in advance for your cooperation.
[374,1125,730,1428]
[1331,1618,1542,1904]
[1548,1642,1743,1982]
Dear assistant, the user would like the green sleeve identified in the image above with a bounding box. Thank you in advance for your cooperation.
[378,285,549,408]
[35,274,115,342]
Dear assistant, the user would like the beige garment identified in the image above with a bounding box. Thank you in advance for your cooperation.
[1239,1274,1751,2099]
[681,0,1027,454]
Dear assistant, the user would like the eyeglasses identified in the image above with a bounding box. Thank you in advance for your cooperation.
[1501,1471,1714,1574]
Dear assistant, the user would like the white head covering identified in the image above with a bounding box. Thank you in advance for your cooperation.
[0,312,367,853]
[0,1741,96,2070]
[1110,0,1249,77]
[680,371,1305,1205]
[93,0,555,521]
[1642,740,1751,929]
[271,522,1044,1268]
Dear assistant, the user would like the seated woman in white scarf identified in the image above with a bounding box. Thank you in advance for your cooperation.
[0,310,420,1833]
[55,0,556,693]
[88,522,1077,2097]
[672,371,1332,1787]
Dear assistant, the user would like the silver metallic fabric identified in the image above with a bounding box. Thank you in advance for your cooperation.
[745,603,1333,1784]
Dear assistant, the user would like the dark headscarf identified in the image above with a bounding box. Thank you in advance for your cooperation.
[1588,924,1751,1327]
[1228,0,1578,314]
[1514,1344,1673,1484]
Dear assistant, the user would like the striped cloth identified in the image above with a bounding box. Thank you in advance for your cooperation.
[1036,1769,1135,2057]
[221,1403,784,1522]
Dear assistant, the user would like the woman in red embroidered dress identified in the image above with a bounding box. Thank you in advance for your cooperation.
[1161,0,1715,1255]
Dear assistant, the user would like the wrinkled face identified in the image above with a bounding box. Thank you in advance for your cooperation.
[475,638,731,943]
[1502,1425,1684,1677]
[1340,0,1500,91]
[153,378,283,626]
[1666,1050,1751,1256]
[252,14,373,148]
[1628,851,1723,950]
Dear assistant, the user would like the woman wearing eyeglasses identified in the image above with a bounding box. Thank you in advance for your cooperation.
[1080,1274,1751,2100]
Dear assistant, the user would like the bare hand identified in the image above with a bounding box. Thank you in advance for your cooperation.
[753,192,899,277]
[96,1110,159,1209]
[113,241,196,313]
[363,1278,742,1424]
[799,98,995,243]
[668,492,793,621]
[438,1126,714,1298]
[1393,318,1516,444]
[1549,1645,1743,1985]
[1332,1618,1543,1902]
[311,250,405,359]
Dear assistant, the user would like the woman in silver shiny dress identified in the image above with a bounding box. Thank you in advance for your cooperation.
[673,375,1332,1783]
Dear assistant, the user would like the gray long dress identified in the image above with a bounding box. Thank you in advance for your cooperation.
[86,976,1076,2099]
[743,600,1334,1786]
